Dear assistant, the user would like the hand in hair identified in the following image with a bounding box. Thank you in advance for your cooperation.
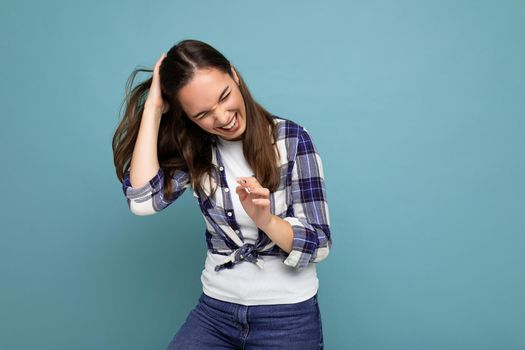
[145,53,170,114]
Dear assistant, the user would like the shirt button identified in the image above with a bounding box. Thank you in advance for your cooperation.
[219,166,224,171]
[227,212,232,217]
[235,230,240,233]
[224,188,230,192]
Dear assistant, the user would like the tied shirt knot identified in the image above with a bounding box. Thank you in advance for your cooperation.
[214,243,265,272]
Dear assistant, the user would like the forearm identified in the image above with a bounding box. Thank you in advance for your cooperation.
[129,105,163,188]
[259,215,294,253]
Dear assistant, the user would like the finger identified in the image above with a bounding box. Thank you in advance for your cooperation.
[237,186,268,200]
[237,182,261,194]
[155,53,166,68]
[237,184,254,195]
[244,187,270,197]
[236,179,262,191]
[235,185,249,198]
[251,198,270,206]
[153,53,166,76]
[235,184,249,192]
[236,176,259,185]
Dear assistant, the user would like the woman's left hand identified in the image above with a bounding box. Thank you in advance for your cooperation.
[235,176,273,229]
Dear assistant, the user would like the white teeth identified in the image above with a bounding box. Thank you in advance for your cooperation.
[220,115,237,130]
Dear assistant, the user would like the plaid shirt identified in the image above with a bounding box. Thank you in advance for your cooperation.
[122,115,332,271]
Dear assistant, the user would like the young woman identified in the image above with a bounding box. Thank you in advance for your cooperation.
[113,39,332,349]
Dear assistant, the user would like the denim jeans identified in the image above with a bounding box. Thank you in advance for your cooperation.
[166,292,324,349]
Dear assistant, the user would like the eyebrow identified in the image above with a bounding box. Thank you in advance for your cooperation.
[190,85,231,119]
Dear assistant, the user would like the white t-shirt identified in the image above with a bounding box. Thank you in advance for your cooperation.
[200,136,319,305]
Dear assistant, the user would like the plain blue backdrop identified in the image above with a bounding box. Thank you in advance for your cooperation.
[1,0,523,349]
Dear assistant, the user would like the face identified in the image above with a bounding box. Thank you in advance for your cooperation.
[178,66,247,141]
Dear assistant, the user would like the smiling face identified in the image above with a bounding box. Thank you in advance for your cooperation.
[177,66,247,141]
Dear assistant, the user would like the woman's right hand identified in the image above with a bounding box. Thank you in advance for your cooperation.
[145,53,169,115]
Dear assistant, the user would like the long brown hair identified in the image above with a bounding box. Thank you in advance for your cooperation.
[112,39,280,201]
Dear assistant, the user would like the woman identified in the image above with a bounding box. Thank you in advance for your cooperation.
[112,39,332,349]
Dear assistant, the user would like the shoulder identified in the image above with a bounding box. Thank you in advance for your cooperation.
[270,114,309,142]
[270,114,317,163]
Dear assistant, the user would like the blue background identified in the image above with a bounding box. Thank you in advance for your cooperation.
[1,0,524,349]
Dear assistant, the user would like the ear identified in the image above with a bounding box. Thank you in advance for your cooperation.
[230,64,240,86]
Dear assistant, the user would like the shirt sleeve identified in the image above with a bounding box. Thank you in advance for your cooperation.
[281,127,333,269]
[122,167,190,216]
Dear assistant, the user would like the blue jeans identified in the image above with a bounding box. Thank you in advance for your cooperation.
[166,292,324,349]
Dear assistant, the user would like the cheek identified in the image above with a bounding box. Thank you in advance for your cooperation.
[200,119,215,129]
[231,93,244,110]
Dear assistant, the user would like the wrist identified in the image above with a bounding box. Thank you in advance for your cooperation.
[144,102,164,114]
[142,104,164,123]
[259,214,276,232]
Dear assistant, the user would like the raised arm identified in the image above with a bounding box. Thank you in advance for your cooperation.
[121,53,189,216]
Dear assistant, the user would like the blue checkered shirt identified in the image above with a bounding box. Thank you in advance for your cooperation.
[122,115,332,271]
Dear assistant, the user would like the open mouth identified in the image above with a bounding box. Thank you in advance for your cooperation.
[217,112,239,133]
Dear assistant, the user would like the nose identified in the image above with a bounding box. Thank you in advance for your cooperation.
[214,107,234,126]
